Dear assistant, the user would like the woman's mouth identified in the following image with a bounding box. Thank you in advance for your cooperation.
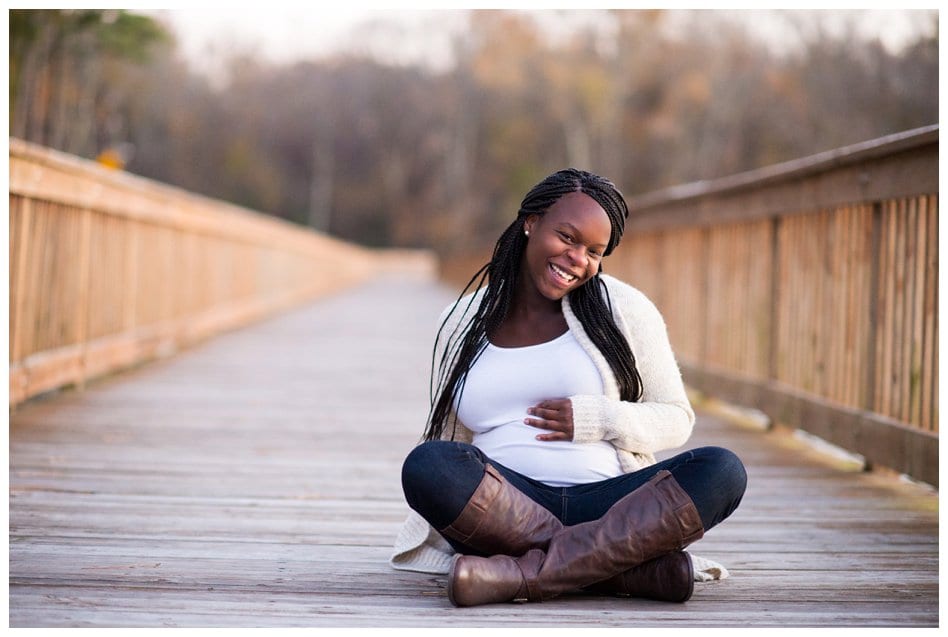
[549,263,578,286]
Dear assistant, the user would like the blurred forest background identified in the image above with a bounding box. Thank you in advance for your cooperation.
[9,9,939,260]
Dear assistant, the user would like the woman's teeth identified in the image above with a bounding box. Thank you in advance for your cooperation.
[550,263,577,283]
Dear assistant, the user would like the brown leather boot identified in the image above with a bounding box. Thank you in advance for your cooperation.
[438,464,563,556]
[448,470,704,607]
[584,551,695,603]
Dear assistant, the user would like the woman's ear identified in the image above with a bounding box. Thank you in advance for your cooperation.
[524,214,540,236]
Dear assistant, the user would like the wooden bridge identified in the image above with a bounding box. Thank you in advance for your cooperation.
[9,130,938,627]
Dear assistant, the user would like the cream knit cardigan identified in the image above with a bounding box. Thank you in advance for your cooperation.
[390,274,728,581]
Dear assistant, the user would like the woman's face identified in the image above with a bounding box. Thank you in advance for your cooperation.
[522,191,613,302]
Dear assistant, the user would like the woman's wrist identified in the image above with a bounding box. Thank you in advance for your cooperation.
[568,394,608,444]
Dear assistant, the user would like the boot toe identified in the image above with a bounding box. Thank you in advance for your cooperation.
[448,555,528,607]
[447,556,474,607]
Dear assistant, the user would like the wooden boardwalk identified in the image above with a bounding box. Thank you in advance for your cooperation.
[9,274,938,627]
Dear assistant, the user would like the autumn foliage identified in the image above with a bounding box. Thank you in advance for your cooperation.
[9,10,938,257]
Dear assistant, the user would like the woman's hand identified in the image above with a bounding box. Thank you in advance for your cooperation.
[525,398,574,442]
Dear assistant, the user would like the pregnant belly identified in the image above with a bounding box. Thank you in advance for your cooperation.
[472,421,623,487]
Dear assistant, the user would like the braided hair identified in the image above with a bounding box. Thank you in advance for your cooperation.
[423,168,643,441]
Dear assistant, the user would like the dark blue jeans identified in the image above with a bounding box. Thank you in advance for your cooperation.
[402,440,746,555]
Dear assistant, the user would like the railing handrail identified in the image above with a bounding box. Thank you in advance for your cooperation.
[9,137,364,258]
[629,124,938,211]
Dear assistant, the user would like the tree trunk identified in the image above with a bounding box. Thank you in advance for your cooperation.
[13,21,56,142]
[563,111,592,170]
[308,114,335,232]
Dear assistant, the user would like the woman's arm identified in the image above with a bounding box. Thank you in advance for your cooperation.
[568,281,695,455]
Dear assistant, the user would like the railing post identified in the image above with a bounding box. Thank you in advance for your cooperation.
[75,207,93,390]
[767,215,781,384]
[124,221,139,332]
[864,200,883,418]
[699,225,711,368]
[11,198,34,404]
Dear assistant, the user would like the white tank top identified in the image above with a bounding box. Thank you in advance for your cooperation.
[455,329,624,487]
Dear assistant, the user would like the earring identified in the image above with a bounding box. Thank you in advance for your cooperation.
[524,230,530,237]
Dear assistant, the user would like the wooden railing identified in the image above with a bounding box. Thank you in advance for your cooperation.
[9,138,433,406]
[609,125,938,486]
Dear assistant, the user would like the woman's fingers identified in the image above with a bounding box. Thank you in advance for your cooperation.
[534,398,570,411]
[535,430,570,442]
[527,406,558,420]
[527,399,570,418]
[525,398,574,441]
[523,416,563,431]
[524,418,570,441]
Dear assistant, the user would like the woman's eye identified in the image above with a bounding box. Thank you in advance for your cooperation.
[559,232,573,243]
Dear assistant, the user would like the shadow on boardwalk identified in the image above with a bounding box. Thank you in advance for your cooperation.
[9,274,938,627]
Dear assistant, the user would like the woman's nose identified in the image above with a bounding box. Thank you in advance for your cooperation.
[566,245,588,268]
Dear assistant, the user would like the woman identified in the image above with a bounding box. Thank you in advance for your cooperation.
[391,168,746,607]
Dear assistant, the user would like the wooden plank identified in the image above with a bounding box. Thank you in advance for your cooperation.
[850,206,871,408]
[74,207,93,389]
[906,196,922,426]
[931,199,939,433]
[877,204,895,419]
[9,539,939,571]
[812,210,827,395]
[8,590,938,629]
[921,195,937,431]
[836,207,849,404]
[892,199,908,422]
[865,201,883,413]
[11,196,33,365]
[7,576,940,627]
[843,205,855,401]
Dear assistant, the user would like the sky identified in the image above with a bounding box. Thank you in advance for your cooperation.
[143,8,470,75]
[142,8,938,79]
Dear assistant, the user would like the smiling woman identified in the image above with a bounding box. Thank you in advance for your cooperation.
[522,192,610,299]
[391,168,748,607]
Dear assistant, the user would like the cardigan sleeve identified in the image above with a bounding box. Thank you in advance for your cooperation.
[569,282,695,455]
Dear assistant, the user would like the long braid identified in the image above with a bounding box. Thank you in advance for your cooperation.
[570,275,643,403]
[423,169,642,441]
